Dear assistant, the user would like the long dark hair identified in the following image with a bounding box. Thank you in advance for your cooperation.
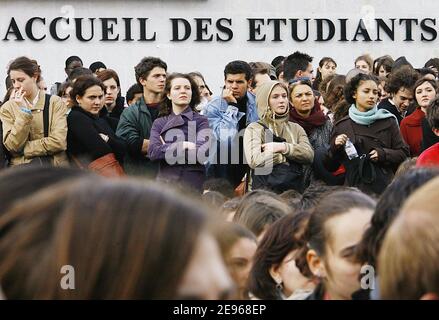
[159,73,201,117]
[313,57,336,91]
[248,211,311,300]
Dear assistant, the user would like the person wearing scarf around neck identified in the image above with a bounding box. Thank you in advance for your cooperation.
[243,80,314,193]
[289,79,343,188]
[324,73,409,195]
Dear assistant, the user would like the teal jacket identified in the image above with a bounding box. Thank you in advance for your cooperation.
[116,97,158,176]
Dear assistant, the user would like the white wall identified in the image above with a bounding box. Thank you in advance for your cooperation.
[1,0,439,99]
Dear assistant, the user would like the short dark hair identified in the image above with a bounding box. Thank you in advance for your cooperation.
[126,83,143,104]
[224,60,253,81]
[89,61,107,73]
[271,55,285,68]
[8,56,42,82]
[159,73,200,117]
[417,67,436,78]
[70,75,105,105]
[385,65,419,95]
[135,57,167,86]
[283,51,313,82]
[65,56,83,69]
[96,69,120,87]
[344,73,379,105]
[424,58,439,71]
[427,96,439,130]
[68,67,93,82]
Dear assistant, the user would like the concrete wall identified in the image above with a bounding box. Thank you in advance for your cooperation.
[1,0,439,98]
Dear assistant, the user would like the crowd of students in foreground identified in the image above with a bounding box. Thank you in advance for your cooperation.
[0,52,438,299]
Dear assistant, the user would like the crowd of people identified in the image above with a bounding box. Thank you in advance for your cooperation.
[0,51,438,300]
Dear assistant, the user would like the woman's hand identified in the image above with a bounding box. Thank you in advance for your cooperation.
[262,142,286,154]
[334,134,348,148]
[11,88,31,108]
[369,149,379,162]
[99,133,109,143]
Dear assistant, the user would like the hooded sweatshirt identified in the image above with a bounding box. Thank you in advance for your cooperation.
[243,81,314,169]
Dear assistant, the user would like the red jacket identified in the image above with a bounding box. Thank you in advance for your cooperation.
[400,108,425,156]
[417,143,439,167]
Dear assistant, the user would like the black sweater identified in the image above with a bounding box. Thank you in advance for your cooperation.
[67,106,127,164]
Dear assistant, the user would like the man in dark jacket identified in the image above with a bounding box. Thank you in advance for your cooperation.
[378,66,419,124]
[116,57,167,176]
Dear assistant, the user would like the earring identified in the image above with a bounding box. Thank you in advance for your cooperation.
[276,281,283,291]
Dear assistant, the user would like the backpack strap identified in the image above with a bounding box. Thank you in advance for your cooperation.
[43,94,51,137]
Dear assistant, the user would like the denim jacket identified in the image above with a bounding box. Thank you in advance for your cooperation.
[204,91,258,145]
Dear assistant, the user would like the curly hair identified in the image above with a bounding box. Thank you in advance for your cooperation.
[385,65,419,95]
[344,73,379,105]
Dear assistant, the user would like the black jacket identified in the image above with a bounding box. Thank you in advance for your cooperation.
[324,116,409,194]
[377,99,404,124]
[67,106,127,165]
[99,96,126,122]
[421,117,439,152]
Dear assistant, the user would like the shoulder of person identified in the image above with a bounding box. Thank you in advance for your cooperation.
[333,115,351,127]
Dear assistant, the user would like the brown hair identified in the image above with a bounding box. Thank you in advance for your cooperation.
[323,75,346,112]
[96,69,121,87]
[355,54,373,72]
[70,75,105,106]
[214,222,256,259]
[233,195,291,237]
[248,211,311,299]
[159,73,201,117]
[379,176,439,299]
[413,77,438,107]
[8,56,42,82]
[0,178,208,299]
[296,190,375,278]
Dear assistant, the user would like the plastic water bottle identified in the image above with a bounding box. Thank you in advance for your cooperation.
[344,138,359,160]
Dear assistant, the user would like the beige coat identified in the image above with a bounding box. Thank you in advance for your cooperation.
[244,81,314,170]
[0,91,68,166]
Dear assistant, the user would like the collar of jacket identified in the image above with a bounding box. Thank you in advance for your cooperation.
[403,108,425,126]
[159,107,194,134]
[135,96,158,116]
[71,105,99,119]
[29,90,45,111]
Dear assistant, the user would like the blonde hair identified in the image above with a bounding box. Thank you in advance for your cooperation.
[378,177,439,299]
